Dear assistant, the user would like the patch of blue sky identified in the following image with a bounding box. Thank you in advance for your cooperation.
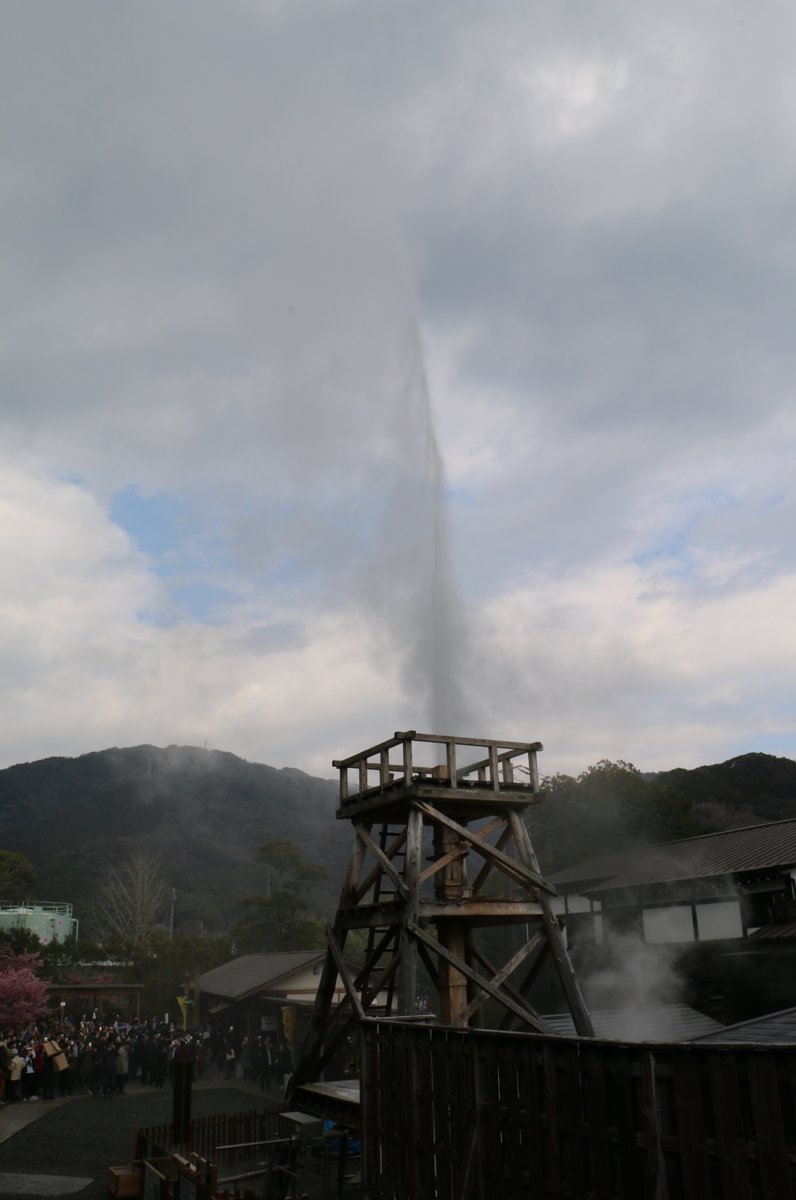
[632,529,694,578]
[632,488,741,578]
[167,579,236,623]
[133,606,173,629]
[445,484,476,507]
[110,485,186,562]
[264,554,306,587]
[111,486,240,622]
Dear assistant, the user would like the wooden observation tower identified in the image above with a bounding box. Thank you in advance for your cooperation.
[293,731,593,1089]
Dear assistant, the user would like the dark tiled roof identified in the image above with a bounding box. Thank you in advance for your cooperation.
[550,818,796,893]
[749,921,796,940]
[695,1006,796,1044]
[544,1004,724,1042]
[198,952,325,1000]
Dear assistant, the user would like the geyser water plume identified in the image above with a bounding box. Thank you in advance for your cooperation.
[375,325,471,738]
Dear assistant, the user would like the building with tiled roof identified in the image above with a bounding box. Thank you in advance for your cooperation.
[550,818,796,944]
[549,819,796,1022]
[199,951,327,1004]
[543,1003,725,1042]
[197,951,334,1046]
[695,1005,796,1044]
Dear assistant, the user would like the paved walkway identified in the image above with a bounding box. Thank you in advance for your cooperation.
[0,1071,280,1145]
[0,1096,74,1146]
[0,1071,288,1198]
[0,1176,93,1196]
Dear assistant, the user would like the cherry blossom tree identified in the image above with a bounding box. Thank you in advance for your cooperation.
[0,946,49,1024]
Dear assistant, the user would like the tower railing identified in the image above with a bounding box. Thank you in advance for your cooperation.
[333,730,542,806]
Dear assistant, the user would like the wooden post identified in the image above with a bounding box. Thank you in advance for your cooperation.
[433,821,469,1026]
[402,736,413,787]
[446,739,457,787]
[398,807,423,1013]
[509,811,594,1037]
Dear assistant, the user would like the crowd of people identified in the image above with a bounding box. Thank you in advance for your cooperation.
[0,1016,293,1106]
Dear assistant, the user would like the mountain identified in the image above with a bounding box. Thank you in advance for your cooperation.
[654,751,796,831]
[0,744,351,932]
[530,753,796,874]
[2,745,793,937]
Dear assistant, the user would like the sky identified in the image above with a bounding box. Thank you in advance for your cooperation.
[2,0,796,781]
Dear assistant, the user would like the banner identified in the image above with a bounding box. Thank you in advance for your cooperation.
[281,1005,294,1047]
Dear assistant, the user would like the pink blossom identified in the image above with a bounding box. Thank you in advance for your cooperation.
[0,966,49,1025]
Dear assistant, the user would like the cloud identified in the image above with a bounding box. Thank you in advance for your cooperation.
[1,0,795,778]
[479,557,796,773]
[0,456,401,774]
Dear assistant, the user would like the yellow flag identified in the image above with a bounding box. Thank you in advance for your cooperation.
[177,995,187,1027]
[281,1005,294,1046]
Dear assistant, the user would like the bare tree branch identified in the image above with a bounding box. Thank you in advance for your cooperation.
[91,854,171,949]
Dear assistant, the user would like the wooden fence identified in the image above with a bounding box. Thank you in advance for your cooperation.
[135,1104,285,1161]
[360,1020,796,1200]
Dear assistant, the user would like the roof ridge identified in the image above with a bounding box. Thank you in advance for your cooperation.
[607,815,796,855]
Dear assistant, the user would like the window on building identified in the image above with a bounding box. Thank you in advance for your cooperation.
[695,900,743,941]
[642,905,694,944]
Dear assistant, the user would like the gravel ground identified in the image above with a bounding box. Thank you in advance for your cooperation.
[0,1083,295,1200]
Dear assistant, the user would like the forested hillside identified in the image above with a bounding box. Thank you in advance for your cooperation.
[0,744,349,932]
[1,745,793,934]
[654,752,796,830]
[529,752,796,873]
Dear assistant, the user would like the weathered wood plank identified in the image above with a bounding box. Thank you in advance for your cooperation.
[581,1040,612,1199]
[509,811,594,1037]
[413,1026,437,1198]
[333,730,415,769]
[707,1052,751,1200]
[610,1048,643,1200]
[407,919,556,1033]
[355,824,409,898]
[356,1025,796,1200]
[398,806,423,1013]
[324,923,364,1020]
[670,1049,709,1200]
[430,1030,454,1198]
[471,823,512,894]
[639,1048,667,1200]
[747,1051,792,1200]
[415,801,556,893]
[561,1038,588,1199]
[457,930,545,1025]
[543,1041,562,1199]
[336,784,541,821]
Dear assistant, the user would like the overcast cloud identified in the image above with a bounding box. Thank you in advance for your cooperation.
[2,0,795,779]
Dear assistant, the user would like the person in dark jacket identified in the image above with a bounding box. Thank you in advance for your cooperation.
[101,1038,117,1097]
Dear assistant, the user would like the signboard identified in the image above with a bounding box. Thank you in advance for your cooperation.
[143,1162,167,1200]
[178,1172,197,1200]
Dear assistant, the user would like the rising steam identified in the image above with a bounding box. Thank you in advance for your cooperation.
[368,325,471,736]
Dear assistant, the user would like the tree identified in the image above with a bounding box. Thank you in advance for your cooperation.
[40,933,103,983]
[137,929,231,1016]
[528,759,697,872]
[255,839,328,901]
[90,853,171,950]
[0,945,49,1024]
[0,926,43,956]
[0,851,36,902]
[233,839,328,953]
